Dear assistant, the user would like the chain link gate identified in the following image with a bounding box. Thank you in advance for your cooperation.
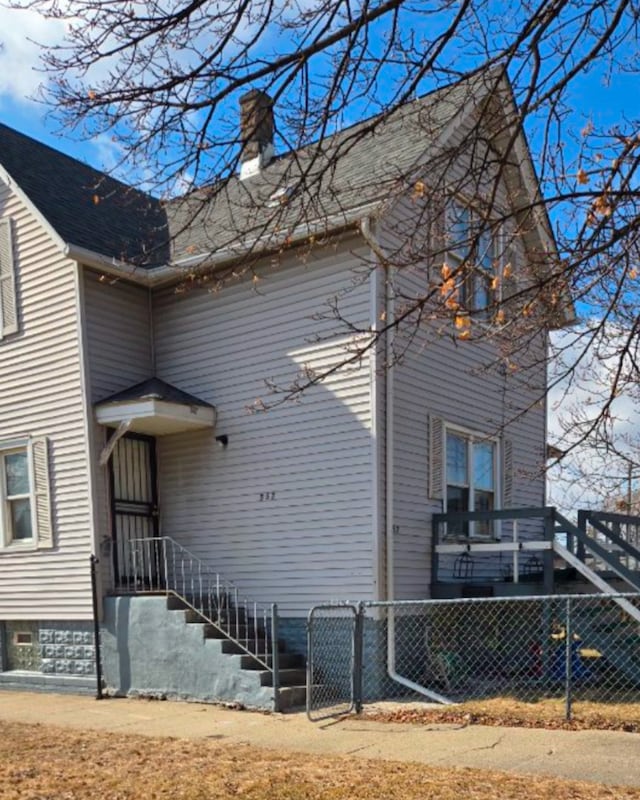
[306,603,363,721]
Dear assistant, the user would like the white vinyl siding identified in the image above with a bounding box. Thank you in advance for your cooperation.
[81,269,153,586]
[389,315,546,598]
[83,271,153,404]
[379,121,547,599]
[0,180,93,621]
[152,238,374,616]
[0,217,18,338]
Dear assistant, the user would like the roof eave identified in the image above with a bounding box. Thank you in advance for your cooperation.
[64,242,179,286]
[67,198,382,285]
[170,199,382,269]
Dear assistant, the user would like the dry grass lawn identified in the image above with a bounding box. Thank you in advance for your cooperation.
[1,720,640,800]
[364,697,640,732]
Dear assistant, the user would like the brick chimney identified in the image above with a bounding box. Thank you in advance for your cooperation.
[239,89,275,180]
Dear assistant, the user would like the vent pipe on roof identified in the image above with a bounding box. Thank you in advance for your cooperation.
[239,89,275,180]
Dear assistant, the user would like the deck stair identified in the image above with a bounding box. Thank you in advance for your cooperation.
[576,510,640,587]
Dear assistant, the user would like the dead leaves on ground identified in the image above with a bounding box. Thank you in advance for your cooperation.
[364,698,640,733]
[0,719,639,800]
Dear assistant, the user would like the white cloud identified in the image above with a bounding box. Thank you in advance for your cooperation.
[547,324,640,513]
[91,133,126,172]
[0,8,67,104]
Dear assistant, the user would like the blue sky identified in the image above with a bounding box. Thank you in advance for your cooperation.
[0,6,121,169]
[1,3,637,512]
[0,5,636,179]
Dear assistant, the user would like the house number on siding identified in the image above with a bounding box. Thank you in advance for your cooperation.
[259,492,276,501]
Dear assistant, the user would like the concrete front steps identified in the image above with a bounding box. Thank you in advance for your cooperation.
[101,594,307,711]
[177,600,308,709]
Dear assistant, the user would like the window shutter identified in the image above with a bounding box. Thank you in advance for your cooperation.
[429,198,446,284]
[502,271,518,306]
[30,437,53,549]
[0,218,18,338]
[500,238,519,313]
[502,438,513,509]
[428,415,444,499]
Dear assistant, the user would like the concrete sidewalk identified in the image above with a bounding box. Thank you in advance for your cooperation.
[1,690,639,788]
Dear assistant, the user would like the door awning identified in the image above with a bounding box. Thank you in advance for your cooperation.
[94,377,216,436]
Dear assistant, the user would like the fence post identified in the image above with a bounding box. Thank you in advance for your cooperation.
[271,603,280,713]
[353,602,365,714]
[306,608,313,719]
[90,555,103,700]
[564,597,573,721]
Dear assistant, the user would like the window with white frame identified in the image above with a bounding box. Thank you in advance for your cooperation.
[445,428,497,538]
[446,199,499,314]
[3,448,33,542]
[0,438,52,549]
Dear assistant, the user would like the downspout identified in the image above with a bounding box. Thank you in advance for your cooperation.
[361,217,452,705]
[369,232,382,602]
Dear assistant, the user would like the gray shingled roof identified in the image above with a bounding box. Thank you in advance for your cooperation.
[0,123,168,266]
[0,75,486,268]
[166,79,475,262]
[95,377,213,408]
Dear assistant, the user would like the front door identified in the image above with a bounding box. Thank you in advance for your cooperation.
[109,433,159,588]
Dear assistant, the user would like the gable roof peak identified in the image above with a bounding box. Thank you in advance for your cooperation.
[0,122,169,267]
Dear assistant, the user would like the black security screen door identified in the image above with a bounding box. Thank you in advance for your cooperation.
[109,433,159,587]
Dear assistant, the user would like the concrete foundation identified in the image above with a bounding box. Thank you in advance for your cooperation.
[278,617,307,656]
[0,620,96,694]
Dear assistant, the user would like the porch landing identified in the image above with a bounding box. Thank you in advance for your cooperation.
[432,507,640,601]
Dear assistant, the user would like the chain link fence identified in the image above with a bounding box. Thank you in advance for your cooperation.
[307,594,640,720]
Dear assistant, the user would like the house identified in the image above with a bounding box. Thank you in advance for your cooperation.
[0,73,570,708]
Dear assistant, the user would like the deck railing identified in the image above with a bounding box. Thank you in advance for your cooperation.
[577,510,640,574]
[432,507,556,589]
[433,506,640,595]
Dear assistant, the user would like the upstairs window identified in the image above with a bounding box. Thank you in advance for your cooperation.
[0,438,52,550]
[0,218,18,339]
[445,200,499,314]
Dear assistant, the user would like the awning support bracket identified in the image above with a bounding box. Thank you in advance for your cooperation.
[99,419,132,466]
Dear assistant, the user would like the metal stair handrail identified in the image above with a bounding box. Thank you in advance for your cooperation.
[125,536,279,672]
